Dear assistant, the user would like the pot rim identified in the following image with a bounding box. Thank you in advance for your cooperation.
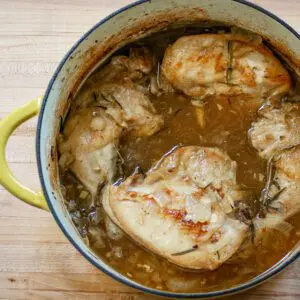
[36,0,300,298]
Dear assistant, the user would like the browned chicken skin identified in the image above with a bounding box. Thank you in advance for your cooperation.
[104,146,248,270]
[249,102,300,159]
[162,34,291,100]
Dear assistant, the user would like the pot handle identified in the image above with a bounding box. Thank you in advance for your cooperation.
[0,97,49,211]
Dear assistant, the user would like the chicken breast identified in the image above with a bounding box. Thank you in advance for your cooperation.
[162,34,291,100]
[103,146,248,270]
[249,103,300,159]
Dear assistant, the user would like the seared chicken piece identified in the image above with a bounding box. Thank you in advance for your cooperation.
[59,48,163,200]
[74,83,163,137]
[93,84,163,137]
[249,103,300,159]
[59,89,163,199]
[58,107,121,198]
[85,47,154,87]
[266,145,300,219]
[103,146,248,270]
[162,34,291,100]
[74,47,156,110]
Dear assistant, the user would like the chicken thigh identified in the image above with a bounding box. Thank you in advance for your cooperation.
[265,145,300,220]
[249,103,300,159]
[58,107,121,198]
[58,48,163,201]
[103,146,248,270]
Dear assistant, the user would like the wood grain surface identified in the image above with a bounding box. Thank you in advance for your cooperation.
[0,0,299,299]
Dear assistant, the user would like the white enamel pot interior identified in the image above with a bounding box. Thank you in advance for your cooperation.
[37,0,300,298]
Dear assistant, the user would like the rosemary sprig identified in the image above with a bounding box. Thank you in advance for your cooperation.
[171,245,198,256]
[259,156,287,217]
[234,202,256,243]
[226,40,233,84]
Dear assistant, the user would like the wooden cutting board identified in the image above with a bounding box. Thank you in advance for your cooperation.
[0,0,299,299]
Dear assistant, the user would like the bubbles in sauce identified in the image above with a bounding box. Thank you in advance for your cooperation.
[60,25,300,293]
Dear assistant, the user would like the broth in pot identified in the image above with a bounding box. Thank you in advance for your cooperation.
[57,25,300,293]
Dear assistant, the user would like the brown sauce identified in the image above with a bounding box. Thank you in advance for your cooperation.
[60,26,300,293]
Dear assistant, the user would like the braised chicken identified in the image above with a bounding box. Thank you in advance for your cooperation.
[162,34,291,100]
[58,48,163,201]
[104,146,248,270]
[266,145,300,219]
[58,107,121,198]
[249,103,300,159]
[83,47,154,89]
